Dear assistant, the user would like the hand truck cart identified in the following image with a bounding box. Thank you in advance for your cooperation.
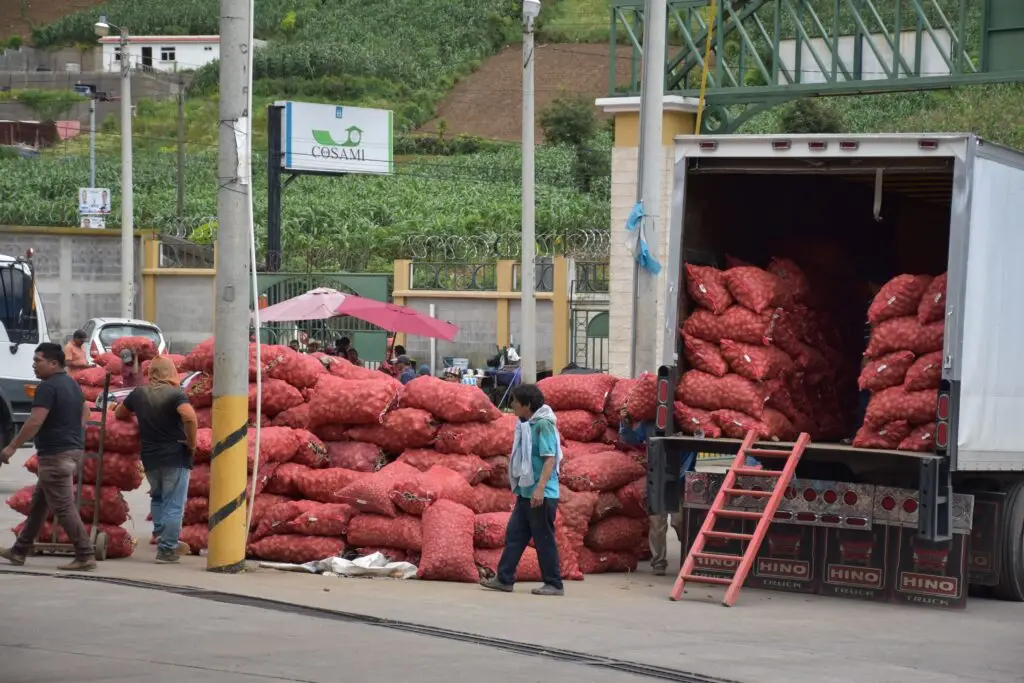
[32,371,111,561]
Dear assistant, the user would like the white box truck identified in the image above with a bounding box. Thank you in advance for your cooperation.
[647,134,1024,606]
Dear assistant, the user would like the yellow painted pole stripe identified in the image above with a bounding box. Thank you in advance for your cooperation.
[207,394,249,573]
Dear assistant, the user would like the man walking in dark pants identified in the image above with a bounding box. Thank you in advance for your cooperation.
[481,384,564,596]
[0,343,95,570]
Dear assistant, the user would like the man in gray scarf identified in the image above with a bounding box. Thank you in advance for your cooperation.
[481,384,564,596]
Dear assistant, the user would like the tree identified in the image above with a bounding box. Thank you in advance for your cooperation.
[778,99,844,134]
[539,95,597,147]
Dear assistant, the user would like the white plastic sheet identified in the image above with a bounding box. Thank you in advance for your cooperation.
[259,551,419,579]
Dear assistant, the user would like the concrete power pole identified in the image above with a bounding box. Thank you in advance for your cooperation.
[207,0,251,573]
[520,0,541,384]
[630,0,666,377]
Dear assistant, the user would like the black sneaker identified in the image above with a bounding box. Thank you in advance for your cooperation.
[480,576,513,592]
[155,549,180,564]
[531,584,564,596]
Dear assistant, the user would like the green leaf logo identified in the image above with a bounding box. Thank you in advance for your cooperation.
[312,126,363,147]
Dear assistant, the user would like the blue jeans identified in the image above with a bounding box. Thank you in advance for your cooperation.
[146,466,190,554]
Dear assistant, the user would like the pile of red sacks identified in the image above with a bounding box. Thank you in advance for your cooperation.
[676,257,856,442]
[853,274,946,451]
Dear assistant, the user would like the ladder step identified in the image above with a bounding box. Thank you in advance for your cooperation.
[712,508,763,520]
[745,448,792,458]
[693,552,742,563]
[704,530,753,541]
[681,574,733,586]
[734,467,782,477]
[722,487,773,498]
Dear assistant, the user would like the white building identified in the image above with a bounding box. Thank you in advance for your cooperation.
[98,35,266,73]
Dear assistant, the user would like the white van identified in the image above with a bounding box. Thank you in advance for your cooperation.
[0,251,49,436]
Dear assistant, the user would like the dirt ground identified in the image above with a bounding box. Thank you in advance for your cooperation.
[419,43,640,141]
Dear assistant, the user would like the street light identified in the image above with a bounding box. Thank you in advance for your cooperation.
[94,15,134,318]
[520,0,540,383]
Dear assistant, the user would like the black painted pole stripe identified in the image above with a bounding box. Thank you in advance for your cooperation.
[210,423,248,461]
[208,490,247,530]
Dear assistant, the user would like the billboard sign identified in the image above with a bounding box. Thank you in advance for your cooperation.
[279,101,393,175]
[78,187,111,214]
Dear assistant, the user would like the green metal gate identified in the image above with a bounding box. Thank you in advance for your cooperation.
[254,272,392,365]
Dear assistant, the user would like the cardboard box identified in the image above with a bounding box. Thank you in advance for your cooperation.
[746,522,821,594]
[967,493,1003,587]
[820,526,892,602]
[681,507,747,579]
[889,528,969,609]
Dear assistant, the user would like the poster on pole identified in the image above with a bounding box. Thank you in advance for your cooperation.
[80,216,105,229]
[78,187,111,214]
[278,102,393,176]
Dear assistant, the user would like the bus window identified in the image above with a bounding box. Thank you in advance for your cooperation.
[0,266,38,345]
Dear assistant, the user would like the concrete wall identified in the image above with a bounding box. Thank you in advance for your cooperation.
[152,273,214,352]
[0,47,99,73]
[509,299,554,370]
[401,297,498,369]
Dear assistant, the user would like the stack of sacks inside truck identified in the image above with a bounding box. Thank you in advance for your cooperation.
[172,339,661,580]
[854,273,947,451]
[677,257,858,442]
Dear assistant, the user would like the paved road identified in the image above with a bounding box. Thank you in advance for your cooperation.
[0,574,656,683]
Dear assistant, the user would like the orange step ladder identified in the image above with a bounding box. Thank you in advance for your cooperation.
[670,430,811,607]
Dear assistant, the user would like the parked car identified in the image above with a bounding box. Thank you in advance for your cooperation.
[78,318,167,361]
[95,370,202,411]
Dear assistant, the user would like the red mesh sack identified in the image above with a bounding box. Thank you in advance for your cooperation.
[864,387,938,427]
[563,440,615,462]
[182,497,208,526]
[7,484,129,525]
[434,415,516,456]
[287,503,357,536]
[685,263,733,314]
[578,548,639,574]
[711,409,772,440]
[250,344,293,381]
[475,547,541,582]
[899,423,936,452]
[555,410,606,442]
[325,356,390,381]
[314,424,349,442]
[294,467,367,504]
[719,339,793,382]
[593,491,624,521]
[325,441,385,472]
[94,352,123,374]
[263,462,312,497]
[249,535,345,563]
[584,516,648,552]
[483,455,509,487]
[761,408,798,441]
[767,257,811,303]
[401,375,501,423]
[246,426,300,470]
[603,378,635,423]
[559,451,646,492]
[614,478,647,518]
[17,521,134,559]
[537,374,617,414]
[185,373,213,408]
[308,376,400,427]
[672,402,722,437]
[86,413,140,453]
[337,461,421,516]
[858,351,916,391]
[556,490,599,581]
[621,373,657,422]
[74,366,113,387]
[272,403,311,430]
[182,337,214,372]
[682,306,772,346]
[356,547,408,563]
[676,370,769,418]
[250,500,319,541]
[345,408,439,453]
[80,386,102,402]
[180,524,208,554]
[865,317,944,358]
[918,273,947,324]
[111,336,157,361]
[194,407,213,429]
[904,351,943,391]
[391,465,476,516]
[249,378,304,417]
[852,420,912,449]
[763,379,815,435]
[683,335,730,377]
[25,452,143,491]
[418,500,478,582]
[724,266,782,313]
[347,514,422,551]
[187,464,210,497]
[868,274,933,324]
[396,449,491,484]
[290,429,328,468]
[474,512,510,548]
[268,352,326,389]
[251,493,292,527]
[471,484,516,514]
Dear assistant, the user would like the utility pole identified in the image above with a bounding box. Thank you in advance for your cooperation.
[207,0,251,573]
[629,0,666,377]
[176,74,185,220]
[520,0,541,384]
[88,97,96,187]
[119,28,134,318]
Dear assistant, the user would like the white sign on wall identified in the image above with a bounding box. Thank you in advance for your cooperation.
[279,101,393,175]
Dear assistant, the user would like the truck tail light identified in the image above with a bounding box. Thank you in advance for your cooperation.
[936,421,949,448]
[655,404,668,431]
[657,378,670,404]
[839,140,859,151]
[903,498,918,514]
[808,140,828,151]
[919,139,939,150]
[771,140,791,151]
[698,141,717,151]
[937,393,950,420]
[844,490,858,506]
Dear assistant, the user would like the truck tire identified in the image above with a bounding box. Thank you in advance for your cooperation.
[994,481,1024,602]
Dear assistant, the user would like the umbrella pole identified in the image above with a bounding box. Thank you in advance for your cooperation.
[429,304,437,375]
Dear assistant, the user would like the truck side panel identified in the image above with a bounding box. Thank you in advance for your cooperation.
[956,144,1024,471]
